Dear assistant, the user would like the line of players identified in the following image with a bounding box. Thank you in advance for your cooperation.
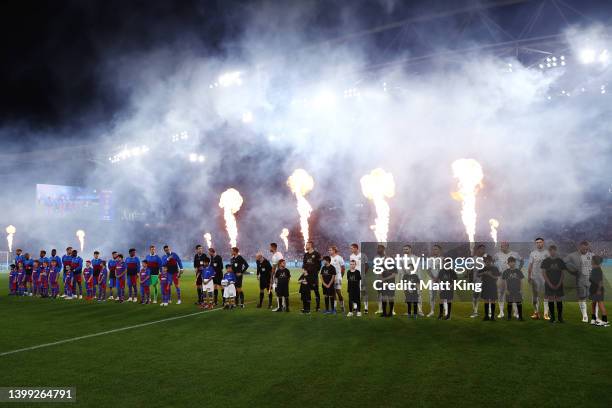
[8,245,187,306]
[6,238,609,326]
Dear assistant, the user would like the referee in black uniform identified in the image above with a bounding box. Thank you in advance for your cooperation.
[256,252,273,308]
[208,247,223,305]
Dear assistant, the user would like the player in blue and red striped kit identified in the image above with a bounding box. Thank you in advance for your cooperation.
[49,259,61,298]
[61,247,72,297]
[23,253,34,296]
[71,249,84,299]
[83,260,94,300]
[107,252,117,300]
[160,266,170,307]
[17,263,26,296]
[139,260,151,304]
[50,249,62,271]
[97,260,108,301]
[8,264,17,295]
[32,260,40,296]
[64,264,74,299]
[38,250,49,297]
[14,249,25,270]
[91,251,103,299]
[125,248,141,303]
[39,260,50,298]
[115,254,126,302]
[162,245,183,304]
[145,246,162,304]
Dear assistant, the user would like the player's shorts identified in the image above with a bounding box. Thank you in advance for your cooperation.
[117,277,126,288]
[109,277,116,287]
[74,274,82,284]
[150,275,159,286]
[203,280,214,293]
[172,273,180,286]
[530,276,545,295]
[235,275,243,289]
[334,278,342,290]
[576,277,588,299]
[545,284,564,299]
[127,275,137,286]
[213,273,222,286]
[275,284,289,297]
[589,288,604,302]
[259,277,270,290]
[25,275,32,283]
[99,283,106,291]
[223,283,236,298]
[322,284,335,296]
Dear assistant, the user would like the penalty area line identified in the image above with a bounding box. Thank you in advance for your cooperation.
[0,304,228,357]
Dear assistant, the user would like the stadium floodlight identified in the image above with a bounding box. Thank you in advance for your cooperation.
[218,71,243,87]
[312,89,337,109]
[579,48,596,64]
[189,153,197,162]
[599,49,609,64]
[198,155,205,163]
[242,111,253,123]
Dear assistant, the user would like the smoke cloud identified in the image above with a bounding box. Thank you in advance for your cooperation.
[1,2,611,259]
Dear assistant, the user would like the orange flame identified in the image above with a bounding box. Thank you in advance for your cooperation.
[204,233,212,249]
[451,159,483,248]
[219,188,243,248]
[5,225,16,253]
[360,168,395,243]
[76,229,85,253]
[489,218,499,245]
[287,169,314,250]
[280,228,289,251]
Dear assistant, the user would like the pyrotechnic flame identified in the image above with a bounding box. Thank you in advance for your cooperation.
[204,233,212,249]
[5,225,16,253]
[360,168,395,243]
[76,230,85,253]
[489,218,499,245]
[287,169,314,250]
[219,188,243,248]
[280,228,289,251]
[451,159,484,250]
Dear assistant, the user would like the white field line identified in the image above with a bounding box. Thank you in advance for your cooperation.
[1,291,300,357]
[0,303,227,357]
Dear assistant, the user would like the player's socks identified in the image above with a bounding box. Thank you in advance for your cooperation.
[517,303,523,320]
[443,300,448,317]
[548,302,555,322]
[543,301,550,316]
[268,293,272,308]
[378,300,383,313]
[483,303,489,320]
[438,303,443,319]
[490,304,496,320]
[472,299,478,314]
[324,297,330,311]
[259,292,264,306]
[406,302,412,315]
[381,301,388,316]
[556,302,563,322]
[284,297,289,312]
[213,289,218,304]
[239,291,244,305]
[446,302,452,319]
[507,303,512,320]
[579,301,588,320]
[176,287,181,301]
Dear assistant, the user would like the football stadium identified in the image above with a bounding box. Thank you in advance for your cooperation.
[1,1,612,407]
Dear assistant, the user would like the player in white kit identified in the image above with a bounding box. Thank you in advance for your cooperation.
[564,241,594,322]
[426,244,443,317]
[329,245,346,313]
[527,238,549,320]
[494,242,523,319]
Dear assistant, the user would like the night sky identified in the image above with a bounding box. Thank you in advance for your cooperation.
[1,0,610,142]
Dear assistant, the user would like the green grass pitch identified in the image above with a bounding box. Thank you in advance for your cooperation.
[1,269,611,408]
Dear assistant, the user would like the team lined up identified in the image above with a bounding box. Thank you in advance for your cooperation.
[6,239,609,326]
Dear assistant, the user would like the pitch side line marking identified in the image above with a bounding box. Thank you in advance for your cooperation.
[0,303,229,357]
[1,292,301,357]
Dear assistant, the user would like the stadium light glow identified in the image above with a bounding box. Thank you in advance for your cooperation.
[217,71,243,87]
[242,111,253,123]
[579,48,596,64]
